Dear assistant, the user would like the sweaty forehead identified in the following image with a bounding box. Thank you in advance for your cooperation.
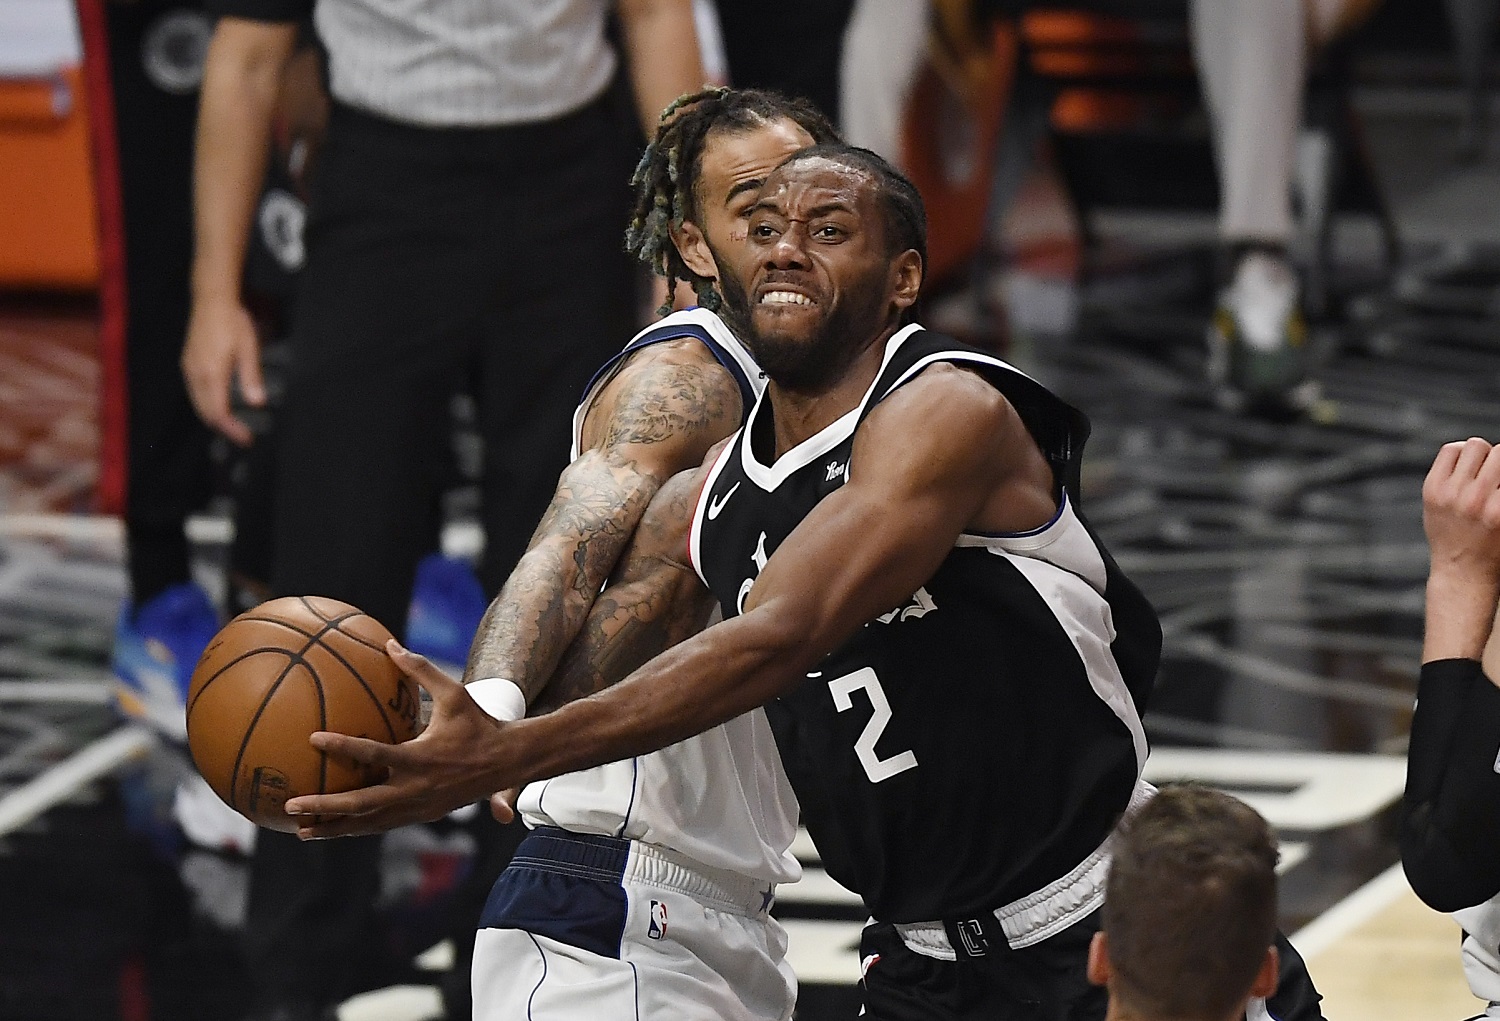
[761,156,877,210]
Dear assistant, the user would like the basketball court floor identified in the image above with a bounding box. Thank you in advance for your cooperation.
[2,91,1498,1020]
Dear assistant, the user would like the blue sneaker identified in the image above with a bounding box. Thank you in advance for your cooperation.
[405,553,487,673]
[112,581,220,742]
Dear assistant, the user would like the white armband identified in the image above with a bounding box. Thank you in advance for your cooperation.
[466,677,527,722]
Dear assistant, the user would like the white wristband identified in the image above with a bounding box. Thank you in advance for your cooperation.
[466,677,527,722]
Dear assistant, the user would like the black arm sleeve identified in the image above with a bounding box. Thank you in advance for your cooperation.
[1401,658,1500,911]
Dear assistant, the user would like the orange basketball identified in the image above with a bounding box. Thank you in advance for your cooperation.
[185,596,420,832]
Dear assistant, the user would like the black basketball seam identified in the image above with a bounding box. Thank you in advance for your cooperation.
[232,607,386,654]
[295,596,389,654]
[295,600,405,742]
[314,631,402,744]
[229,611,353,809]
[228,651,309,810]
[207,603,403,811]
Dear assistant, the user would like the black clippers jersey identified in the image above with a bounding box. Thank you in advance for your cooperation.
[687,325,1162,924]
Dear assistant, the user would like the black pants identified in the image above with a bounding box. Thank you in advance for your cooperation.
[247,92,638,1015]
[104,0,214,604]
[269,95,637,633]
[858,912,1325,1021]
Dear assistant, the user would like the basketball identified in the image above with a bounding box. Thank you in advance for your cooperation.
[185,595,421,832]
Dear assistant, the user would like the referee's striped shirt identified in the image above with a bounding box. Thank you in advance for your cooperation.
[211,0,617,127]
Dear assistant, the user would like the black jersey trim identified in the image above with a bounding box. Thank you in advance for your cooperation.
[615,757,640,839]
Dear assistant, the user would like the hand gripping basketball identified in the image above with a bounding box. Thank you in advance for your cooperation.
[285,640,518,838]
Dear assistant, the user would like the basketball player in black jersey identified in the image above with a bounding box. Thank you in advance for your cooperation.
[289,146,1325,1021]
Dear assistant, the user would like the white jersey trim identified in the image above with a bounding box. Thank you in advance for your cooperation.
[736,323,923,491]
[894,779,1156,955]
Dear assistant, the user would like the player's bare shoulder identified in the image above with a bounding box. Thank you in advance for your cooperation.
[857,360,1055,534]
[861,361,1019,454]
[580,336,744,468]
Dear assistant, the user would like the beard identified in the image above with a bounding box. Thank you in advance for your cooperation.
[710,242,889,394]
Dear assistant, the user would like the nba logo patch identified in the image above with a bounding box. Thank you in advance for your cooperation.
[647,900,668,940]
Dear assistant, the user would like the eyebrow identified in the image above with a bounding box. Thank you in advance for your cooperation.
[746,199,856,219]
[724,178,764,207]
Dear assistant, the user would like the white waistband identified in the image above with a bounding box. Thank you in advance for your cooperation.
[625,840,775,918]
[894,778,1158,959]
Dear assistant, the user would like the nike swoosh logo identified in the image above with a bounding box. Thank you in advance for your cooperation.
[707,482,740,520]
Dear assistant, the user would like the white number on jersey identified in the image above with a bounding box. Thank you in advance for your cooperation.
[827,667,918,783]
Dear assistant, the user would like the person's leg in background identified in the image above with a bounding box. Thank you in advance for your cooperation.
[1191,0,1380,417]
[471,95,638,592]
[247,105,500,1021]
[714,0,856,123]
[104,0,220,738]
[838,0,931,162]
[1190,0,1314,417]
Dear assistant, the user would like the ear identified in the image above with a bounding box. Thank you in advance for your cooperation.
[672,220,718,282]
[889,249,923,314]
[1086,931,1112,987]
[1248,945,1279,999]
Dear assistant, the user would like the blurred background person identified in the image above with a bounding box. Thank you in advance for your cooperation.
[98,0,219,740]
[1191,0,1382,417]
[184,2,705,1019]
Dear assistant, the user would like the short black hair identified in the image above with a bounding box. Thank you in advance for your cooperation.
[773,143,928,278]
[625,87,840,315]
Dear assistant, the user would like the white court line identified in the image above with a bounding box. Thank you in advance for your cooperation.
[0,513,121,541]
[1289,862,1412,961]
[0,723,156,837]
[0,512,484,559]
[0,679,114,703]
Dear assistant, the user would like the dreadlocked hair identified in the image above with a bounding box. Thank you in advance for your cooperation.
[626,86,840,316]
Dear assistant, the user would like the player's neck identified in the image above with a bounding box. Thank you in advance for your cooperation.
[763,324,894,455]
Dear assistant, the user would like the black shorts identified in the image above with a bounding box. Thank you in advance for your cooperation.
[858,911,1104,1021]
[857,912,1325,1021]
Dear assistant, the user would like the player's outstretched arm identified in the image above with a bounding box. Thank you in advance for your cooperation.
[1403,438,1500,910]
[463,348,739,705]
[283,467,716,837]
[458,367,1052,790]
[286,368,1054,832]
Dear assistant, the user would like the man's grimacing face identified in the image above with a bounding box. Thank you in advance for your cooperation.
[712,157,907,392]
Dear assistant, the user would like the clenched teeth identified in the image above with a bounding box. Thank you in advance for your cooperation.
[760,290,813,306]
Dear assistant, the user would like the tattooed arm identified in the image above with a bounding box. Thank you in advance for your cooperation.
[276,466,717,836]
[529,468,717,715]
[462,338,740,706]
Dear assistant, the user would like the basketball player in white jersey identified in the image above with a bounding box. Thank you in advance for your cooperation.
[357,88,836,1020]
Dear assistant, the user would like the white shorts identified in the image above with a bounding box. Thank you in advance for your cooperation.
[472,827,796,1021]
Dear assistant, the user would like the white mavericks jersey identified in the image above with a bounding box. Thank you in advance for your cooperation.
[520,307,801,886]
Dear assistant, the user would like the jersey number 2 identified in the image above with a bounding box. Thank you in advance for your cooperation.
[827,668,918,783]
